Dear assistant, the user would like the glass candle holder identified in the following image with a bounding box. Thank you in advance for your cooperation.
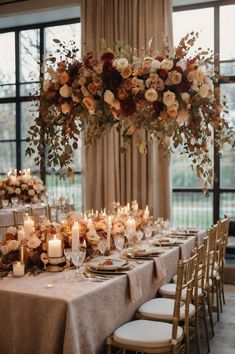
[13,261,25,277]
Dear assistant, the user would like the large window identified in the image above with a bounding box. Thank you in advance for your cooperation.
[0,18,82,210]
[172,1,235,228]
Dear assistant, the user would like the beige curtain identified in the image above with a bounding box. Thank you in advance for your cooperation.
[81,0,172,218]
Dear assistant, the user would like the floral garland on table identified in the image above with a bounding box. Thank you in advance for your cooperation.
[0,173,46,205]
[26,32,234,192]
[0,209,150,275]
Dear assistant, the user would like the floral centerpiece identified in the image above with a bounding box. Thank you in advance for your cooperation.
[0,171,46,206]
[26,32,234,192]
[0,206,151,275]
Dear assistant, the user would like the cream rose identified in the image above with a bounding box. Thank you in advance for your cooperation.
[104,90,115,105]
[145,88,158,102]
[121,65,132,78]
[195,70,205,83]
[59,84,71,98]
[7,226,17,235]
[86,229,100,244]
[150,59,161,70]
[7,187,14,194]
[8,240,20,252]
[176,59,187,71]
[61,102,71,114]
[155,77,164,91]
[168,70,182,85]
[28,189,35,197]
[187,71,196,82]
[161,59,174,71]
[181,92,190,103]
[198,83,210,98]
[117,58,129,71]
[163,90,176,107]
[167,102,179,119]
[43,80,51,92]
[15,188,21,195]
[27,236,41,249]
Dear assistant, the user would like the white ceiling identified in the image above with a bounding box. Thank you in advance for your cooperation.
[173,0,217,6]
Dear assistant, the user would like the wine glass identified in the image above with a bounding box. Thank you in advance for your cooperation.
[114,235,125,254]
[98,238,107,259]
[1,199,9,209]
[144,226,152,244]
[136,230,144,244]
[64,248,72,269]
[71,248,86,279]
[11,196,19,208]
[125,229,132,247]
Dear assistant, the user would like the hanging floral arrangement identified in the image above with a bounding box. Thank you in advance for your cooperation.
[26,32,234,192]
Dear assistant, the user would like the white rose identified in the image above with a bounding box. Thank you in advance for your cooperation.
[163,90,176,107]
[195,70,205,83]
[187,71,196,82]
[168,70,182,85]
[86,229,100,243]
[145,88,158,102]
[117,58,129,71]
[176,59,187,71]
[177,110,189,124]
[161,59,174,71]
[7,226,17,235]
[59,84,71,98]
[27,236,41,249]
[204,76,213,88]
[181,92,190,103]
[28,189,35,197]
[15,188,21,195]
[199,84,210,98]
[150,59,161,70]
[8,240,20,252]
[104,90,115,105]
[43,80,51,92]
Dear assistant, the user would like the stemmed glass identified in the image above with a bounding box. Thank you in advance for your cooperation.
[98,238,107,259]
[11,196,19,208]
[136,230,144,245]
[114,235,125,254]
[144,226,152,245]
[125,229,133,247]
[1,199,9,209]
[64,248,72,269]
[71,248,86,279]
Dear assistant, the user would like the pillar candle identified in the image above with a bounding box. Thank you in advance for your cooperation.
[18,226,26,242]
[24,215,34,238]
[106,216,112,251]
[48,235,62,258]
[144,205,150,219]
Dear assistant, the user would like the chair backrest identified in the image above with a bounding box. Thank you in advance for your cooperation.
[49,204,75,222]
[0,225,11,241]
[196,240,207,292]
[205,224,217,286]
[13,208,31,226]
[172,252,199,347]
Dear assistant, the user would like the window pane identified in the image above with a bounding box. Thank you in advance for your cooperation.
[220,5,235,61]
[0,84,16,98]
[173,8,214,53]
[220,62,235,76]
[20,82,40,97]
[46,174,82,211]
[21,101,38,139]
[172,192,213,229]
[220,193,235,219]
[220,83,235,127]
[172,154,202,188]
[0,142,16,173]
[20,29,40,83]
[0,103,16,140]
[220,151,235,189]
[0,32,15,85]
[44,23,81,57]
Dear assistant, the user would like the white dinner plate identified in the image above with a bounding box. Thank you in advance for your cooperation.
[88,258,127,270]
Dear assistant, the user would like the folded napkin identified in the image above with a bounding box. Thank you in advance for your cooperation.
[154,257,167,283]
[127,268,143,303]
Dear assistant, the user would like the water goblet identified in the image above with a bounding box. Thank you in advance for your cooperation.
[64,248,72,269]
[144,226,152,244]
[114,235,125,254]
[98,238,107,259]
[136,230,144,244]
[1,199,9,209]
[125,229,133,247]
[71,248,86,279]
[11,196,19,208]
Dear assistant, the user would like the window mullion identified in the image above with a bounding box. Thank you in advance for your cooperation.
[15,29,21,172]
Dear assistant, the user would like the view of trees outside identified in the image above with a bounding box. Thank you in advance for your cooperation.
[172,4,235,228]
[0,21,82,211]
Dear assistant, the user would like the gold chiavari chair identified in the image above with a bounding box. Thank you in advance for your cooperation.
[49,204,75,222]
[0,225,11,241]
[159,239,212,353]
[13,208,31,226]
[106,253,198,354]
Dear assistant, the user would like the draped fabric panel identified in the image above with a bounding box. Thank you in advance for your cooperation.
[81,0,172,218]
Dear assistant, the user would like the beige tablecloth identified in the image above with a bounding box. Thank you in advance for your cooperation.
[0,232,204,354]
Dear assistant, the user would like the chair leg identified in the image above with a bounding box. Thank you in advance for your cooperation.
[206,291,214,337]
[202,298,211,353]
[218,281,223,313]
[222,281,226,305]
[195,317,201,354]
[214,280,220,322]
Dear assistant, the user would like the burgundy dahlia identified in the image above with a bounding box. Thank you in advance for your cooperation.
[68,61,82,80]
[120,97,136,117]
[176,80,192,93]
[101,52,115,61]
[155,56,163,62]
[83,52,93,68]
[158,69,168,80]
[153,101,164,115]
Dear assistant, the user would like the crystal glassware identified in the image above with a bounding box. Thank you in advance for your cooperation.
[71,248,86,279]
[144,226,152,244]
[114,235,125,253]
[1,199,9,209]
[98,238,107,258]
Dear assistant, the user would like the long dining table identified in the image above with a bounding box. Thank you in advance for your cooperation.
[0,231,206,354]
